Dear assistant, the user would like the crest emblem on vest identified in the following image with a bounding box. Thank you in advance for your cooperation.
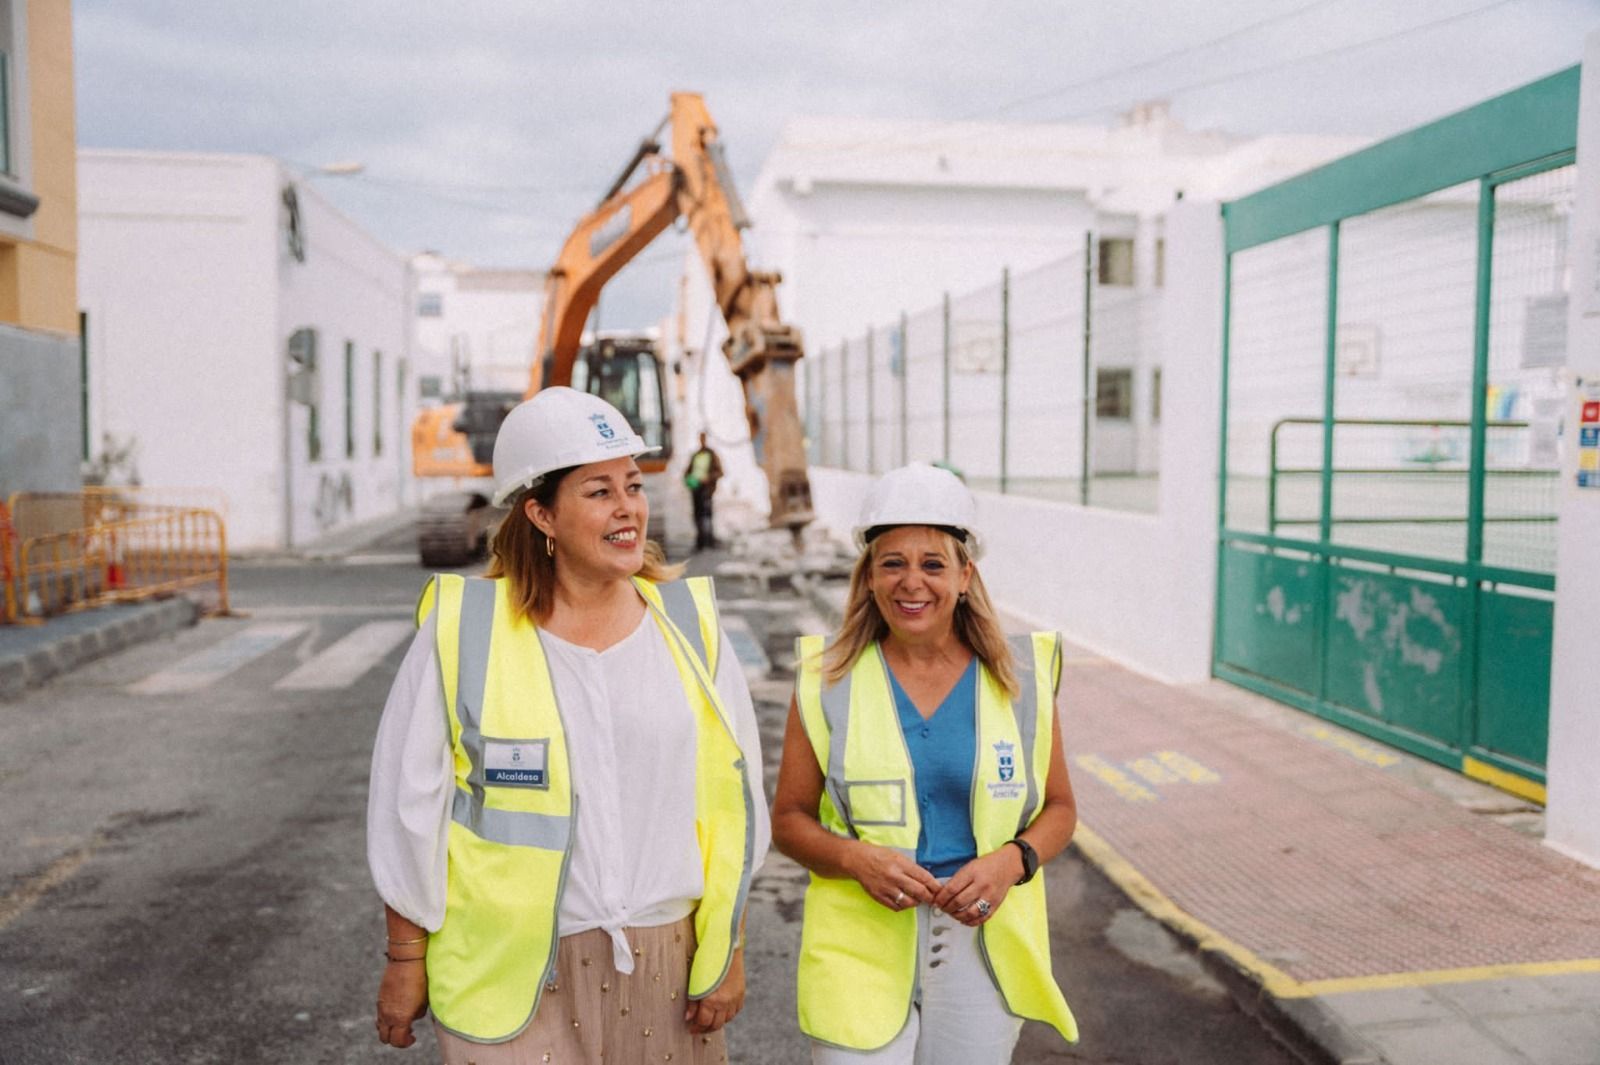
[590,412,616,440]
[994,740,1016,782]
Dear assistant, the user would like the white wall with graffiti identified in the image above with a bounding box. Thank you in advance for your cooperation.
[78,150,416,551]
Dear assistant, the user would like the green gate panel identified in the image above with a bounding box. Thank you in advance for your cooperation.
[1218,546,1319,695]
[1323,569,1464,744]
[1474,589,1552,770]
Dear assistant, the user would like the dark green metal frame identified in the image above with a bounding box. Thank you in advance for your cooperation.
[1216,67,1579,788]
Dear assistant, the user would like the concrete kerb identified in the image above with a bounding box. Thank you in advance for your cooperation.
[0,597,199,701]
[795,575,1371,1065]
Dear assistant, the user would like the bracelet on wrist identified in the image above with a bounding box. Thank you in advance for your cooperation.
[384,951,427,963]
[387,934,428,945]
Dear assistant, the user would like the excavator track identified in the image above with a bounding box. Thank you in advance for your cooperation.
[416,492,502,569]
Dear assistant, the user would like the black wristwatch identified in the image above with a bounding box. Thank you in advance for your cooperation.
[1007,838,1039,884]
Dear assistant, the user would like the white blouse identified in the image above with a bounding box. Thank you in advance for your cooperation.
[367,606,771,974]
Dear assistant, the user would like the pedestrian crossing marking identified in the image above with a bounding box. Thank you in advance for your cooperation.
[129,623,307,695]
[273,621,414,691]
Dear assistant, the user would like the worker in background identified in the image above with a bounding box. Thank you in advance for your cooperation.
[368,387,769,1063]
[772,463,1080,1063]
[684,432,724,552]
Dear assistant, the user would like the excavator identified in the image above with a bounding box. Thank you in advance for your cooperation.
[411,92,814,567]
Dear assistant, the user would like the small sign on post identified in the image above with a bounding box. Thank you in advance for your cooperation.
[1576,376,1600,490]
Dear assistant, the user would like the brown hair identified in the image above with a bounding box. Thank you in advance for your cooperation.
[819,530,1018,699]
[485,466,682,624]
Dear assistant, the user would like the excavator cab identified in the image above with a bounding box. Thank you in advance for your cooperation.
[560,336,673,471]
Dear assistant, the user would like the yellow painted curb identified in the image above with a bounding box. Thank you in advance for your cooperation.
[1071,823,1600,999]
[1462,756,1547,806]
[1072,824,1311,998]
[1297,958,1600,996]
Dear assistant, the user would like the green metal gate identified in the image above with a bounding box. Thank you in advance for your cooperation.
[1214,67,1579,801]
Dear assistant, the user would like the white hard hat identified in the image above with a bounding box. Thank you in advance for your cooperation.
[851,463,984,560]
[490,387,659,506]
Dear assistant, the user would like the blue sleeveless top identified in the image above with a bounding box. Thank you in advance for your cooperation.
[886,657,980,879]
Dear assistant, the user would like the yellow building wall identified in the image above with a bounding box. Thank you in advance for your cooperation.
[6,0,77,335]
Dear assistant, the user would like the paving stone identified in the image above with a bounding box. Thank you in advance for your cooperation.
[1431,977,1574,1017]
[1479,1013,1600,1065]
[1363,1023,1529,1065]
[1320,986,1458,1027]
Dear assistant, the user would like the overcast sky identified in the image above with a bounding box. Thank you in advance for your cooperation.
[74,0,1597,327]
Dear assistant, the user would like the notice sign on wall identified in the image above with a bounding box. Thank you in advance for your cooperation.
[1578,376,1600,490]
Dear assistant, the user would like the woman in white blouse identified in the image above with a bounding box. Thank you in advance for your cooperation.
[367,388,770,1064]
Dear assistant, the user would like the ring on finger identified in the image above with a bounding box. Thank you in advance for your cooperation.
[973,898,992,917]
[893,889,906,907]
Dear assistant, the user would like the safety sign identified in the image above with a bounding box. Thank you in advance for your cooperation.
[1578,378,1600,490]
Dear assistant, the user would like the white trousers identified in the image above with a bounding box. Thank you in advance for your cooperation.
[810,902,1023,1065]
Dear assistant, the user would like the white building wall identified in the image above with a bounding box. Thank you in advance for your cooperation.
[78,151,282,547]
[412,254,543,397]
[78,150,413,551]
[278,171,413,547]
[1546,31,1600,868]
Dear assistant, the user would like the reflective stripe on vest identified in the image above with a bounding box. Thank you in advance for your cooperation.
[793,632,1078,1050]
[417,573,752,1044]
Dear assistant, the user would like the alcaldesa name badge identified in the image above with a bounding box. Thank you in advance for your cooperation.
[485,740,548,788]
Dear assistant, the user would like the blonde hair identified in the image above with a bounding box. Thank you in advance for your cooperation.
[819,530,1018,699]
[486,467,682,624]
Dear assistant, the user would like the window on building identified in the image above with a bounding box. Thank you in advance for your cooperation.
[1154,238,1166,288]
[373,351,383,456]
[1098,238,1135,287]
[1096,367,1133,420]
[79,311,90,461]
[1151,367,1162,423]
[344,341,355,459]
[419,374,442,399]
[0,0,43,223]
[417,292,443,317]
[288,328,322,461]
[0,42,10,176]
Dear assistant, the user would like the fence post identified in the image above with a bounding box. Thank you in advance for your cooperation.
[810,349,821,465]
[899,311,909,467]
[1081,232,1093,506]
[841,339,850,471]
[1000,267,1011,494]
[942,292,952,466]
[866,329,876,474]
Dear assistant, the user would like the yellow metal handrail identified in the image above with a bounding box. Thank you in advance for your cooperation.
[0,501,16,624]
[9,507,230,623]
[6,487,230,542]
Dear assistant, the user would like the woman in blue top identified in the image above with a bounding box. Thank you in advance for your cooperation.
[773,463,1079,1064]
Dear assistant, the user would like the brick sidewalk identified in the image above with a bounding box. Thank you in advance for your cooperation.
[1066,659,1600,985]
[1064,654,1600,1064]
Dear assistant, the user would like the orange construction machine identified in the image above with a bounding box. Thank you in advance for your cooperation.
[411,91,814,566]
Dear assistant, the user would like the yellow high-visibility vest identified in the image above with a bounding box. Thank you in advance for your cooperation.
[415,573,752,1044]
[793,632,1078,1051]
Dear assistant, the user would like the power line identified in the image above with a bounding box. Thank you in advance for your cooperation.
[830,0,1352,155]
[1042,0,1527,123]
[829,0,1527,160]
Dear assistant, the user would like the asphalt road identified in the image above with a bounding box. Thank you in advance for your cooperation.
[0,521,1298,1064]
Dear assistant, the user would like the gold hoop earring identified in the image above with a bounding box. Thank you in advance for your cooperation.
[545,537,556,557]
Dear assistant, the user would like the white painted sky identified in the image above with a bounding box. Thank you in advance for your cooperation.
[74,0,1597,327]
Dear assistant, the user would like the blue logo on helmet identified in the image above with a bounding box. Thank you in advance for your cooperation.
[589,412,616,440]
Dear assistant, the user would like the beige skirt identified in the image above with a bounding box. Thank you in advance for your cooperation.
[433,915,729,1065]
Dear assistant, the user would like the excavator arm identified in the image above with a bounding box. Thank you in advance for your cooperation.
[531,93,814,529]
[667,93,813,528]
[532,159,680,396]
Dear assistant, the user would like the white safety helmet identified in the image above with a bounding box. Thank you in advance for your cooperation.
[490,387,659,507]
[851,462,984,560]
